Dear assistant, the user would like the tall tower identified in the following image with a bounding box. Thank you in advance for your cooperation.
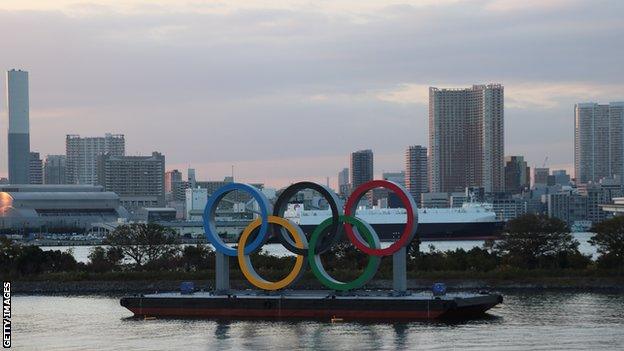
[338,167,349,196]
[429,84,504,193]
[350,149,373,190]
[574,102,624,184]
[6,69,30,184]
[405,145,428,204]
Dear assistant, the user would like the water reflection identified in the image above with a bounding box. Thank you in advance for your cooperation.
[10,292,624,350]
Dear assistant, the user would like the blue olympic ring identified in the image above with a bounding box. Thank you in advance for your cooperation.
[202,182,271,256]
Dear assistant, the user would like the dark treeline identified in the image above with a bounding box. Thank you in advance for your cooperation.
[2,215,624,280]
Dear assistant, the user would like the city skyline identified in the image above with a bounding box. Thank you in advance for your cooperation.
[1,1,623,188]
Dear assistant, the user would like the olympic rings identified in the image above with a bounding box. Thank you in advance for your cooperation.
[308,216,381,291]
[203,179,418,291]
[203,182,271,256]
[273,181,343,255]
[238,216,307,290]
[345,180,418,256]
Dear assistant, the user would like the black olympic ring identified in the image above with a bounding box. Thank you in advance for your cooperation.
[272,181,344,255]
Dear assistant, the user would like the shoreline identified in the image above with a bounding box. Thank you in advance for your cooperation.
[12,277,624,295]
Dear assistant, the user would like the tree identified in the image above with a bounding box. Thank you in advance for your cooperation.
[590,216,624,269]
[87,246,125,273]
[104,223,180,269]
[0,238,21,275]
[180,244,213,271]
[493,214,587,269]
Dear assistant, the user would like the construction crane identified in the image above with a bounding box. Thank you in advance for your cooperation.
[542,156,549,168]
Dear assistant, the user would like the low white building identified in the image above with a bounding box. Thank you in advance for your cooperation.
[185,187,207,221]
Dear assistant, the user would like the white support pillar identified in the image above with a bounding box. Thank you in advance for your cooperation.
[215,252,230,294]
[392,246,407,293]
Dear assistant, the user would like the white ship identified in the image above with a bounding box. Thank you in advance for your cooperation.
[284,202,503,241]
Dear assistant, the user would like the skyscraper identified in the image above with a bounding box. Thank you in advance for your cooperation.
[574,102,624,184]
[429,84,504,193]
[188,168,196,188]
[66,133,125,184]
[97,151,165,209]
[350,149,373,190]
[43,155,67,184]
[504,156,529,194]
[6,69,30,184]
[405,145,428,204]
[29,152,43,184]
[338,167,349,196]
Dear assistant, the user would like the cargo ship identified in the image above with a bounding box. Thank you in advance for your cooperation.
[284,202,504,241]
[120,290,503,321]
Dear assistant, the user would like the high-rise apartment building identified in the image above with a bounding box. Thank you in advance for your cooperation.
[6,69,30,184]
[29,152,43,184]
[66,133,125,184]
[405,145,428,204]
[97,151,165,210]
[350,149,373,190]
[165,169,183,194]
[429,84,504,193]
[165,169,187,202]
[43,155,67,184]
[504,156,529,194]
[338,168,349,196]
[574,102,624,184]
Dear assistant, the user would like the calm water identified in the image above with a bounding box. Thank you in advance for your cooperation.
[10,292,624,350]
[41,232,598,263]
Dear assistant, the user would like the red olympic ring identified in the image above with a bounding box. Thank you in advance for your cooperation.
[344,180,418,256]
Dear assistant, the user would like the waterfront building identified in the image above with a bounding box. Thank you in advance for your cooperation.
[405,145,428,204]
[547,191,587,225]
[574,102,624,184]
[29,152,43,184]
[97,151,165,210]
[6,69,31,184]
[577,183,610,224]
[338,168,349,197]
[492,197,528,221]
[504,156,529,194]
[429,84,504,193]
[43,155,67,184]
[66,133,125,185]
[0,184,128,231]
[135,207,177,222]
[350,149,373,191]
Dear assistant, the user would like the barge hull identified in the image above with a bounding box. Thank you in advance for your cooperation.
[120,292,502,321]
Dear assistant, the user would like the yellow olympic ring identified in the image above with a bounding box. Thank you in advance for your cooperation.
[237,216,308,290]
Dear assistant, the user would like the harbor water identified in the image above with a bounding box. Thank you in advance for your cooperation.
[10,291,624,350]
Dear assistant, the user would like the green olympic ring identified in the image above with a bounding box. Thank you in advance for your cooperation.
[308,215,381,291]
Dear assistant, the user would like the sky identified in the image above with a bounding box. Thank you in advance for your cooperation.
[1,0,623,188]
